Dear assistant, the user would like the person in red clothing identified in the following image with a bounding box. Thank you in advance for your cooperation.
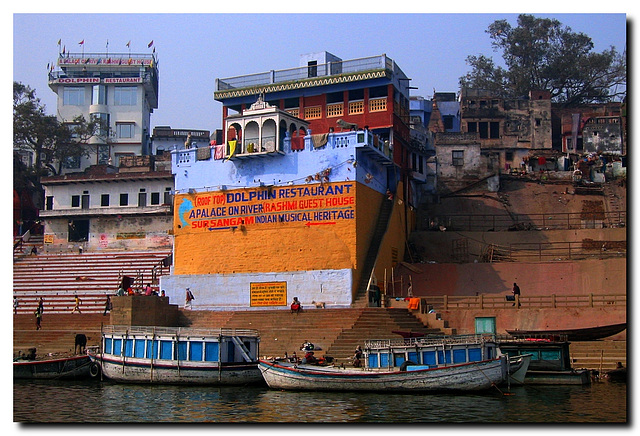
[290,297,301,314]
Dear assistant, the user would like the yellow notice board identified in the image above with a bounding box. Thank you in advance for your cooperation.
[250,281,287,307]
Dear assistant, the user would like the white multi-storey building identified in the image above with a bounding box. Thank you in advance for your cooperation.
[48,50,159,172]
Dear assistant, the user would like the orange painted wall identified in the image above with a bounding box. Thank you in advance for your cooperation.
[172,182,389,299]
[173,182,357,276]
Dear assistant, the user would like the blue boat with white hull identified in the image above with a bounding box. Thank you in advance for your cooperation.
[89,325,262,385]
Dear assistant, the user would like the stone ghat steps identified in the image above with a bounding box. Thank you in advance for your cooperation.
[13,250,171,314]
[179,308,439,360]
[13,313,105,356]
[569,340,627,371]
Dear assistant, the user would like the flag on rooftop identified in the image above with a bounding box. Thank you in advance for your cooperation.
[148,40,154,48]
[126,40,131,48]
[78,40,84,45]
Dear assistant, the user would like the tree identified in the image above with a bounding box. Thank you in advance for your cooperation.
[459,14,626,106]
[13,81,109,177]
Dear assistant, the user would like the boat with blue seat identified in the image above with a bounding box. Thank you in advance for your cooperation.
[89,325,262,385]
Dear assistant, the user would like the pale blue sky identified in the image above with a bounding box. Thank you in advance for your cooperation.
[12,12,627,132]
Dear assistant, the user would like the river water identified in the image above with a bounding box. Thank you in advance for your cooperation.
[13,378,627,424]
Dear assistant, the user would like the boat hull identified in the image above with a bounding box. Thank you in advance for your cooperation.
[523,369,591,385]
[506,323,626,341]
[258,357,507,392]
[13,355,92,380]
[93,354,263,385]
[507,354,532,385]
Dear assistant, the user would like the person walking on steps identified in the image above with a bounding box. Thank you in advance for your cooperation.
[72,294,82,313]
[185,288,195,309]
[512,282,521,307]
[35,307,42,330]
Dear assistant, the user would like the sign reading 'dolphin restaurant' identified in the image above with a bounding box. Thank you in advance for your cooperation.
[176,182,355,231]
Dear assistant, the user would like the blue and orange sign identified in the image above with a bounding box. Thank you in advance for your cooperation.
[176,182,355,232]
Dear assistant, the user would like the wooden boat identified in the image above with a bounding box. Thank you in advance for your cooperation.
[604,367,626,382]
[89,325,263,385]
[13,354,93,380]
[260,335,508,392]
[259,356,507,392]
[507,353,532,385]
[506,323,626,341]
[368,334,528,386]
[498,336,591,385]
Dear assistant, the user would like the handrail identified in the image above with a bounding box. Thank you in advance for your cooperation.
[421,211,626,231]
[102,325,260,338]
[416,293,626,311]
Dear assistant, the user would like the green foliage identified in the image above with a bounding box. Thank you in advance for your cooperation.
[13,81,110,178]
[459,14,626,106]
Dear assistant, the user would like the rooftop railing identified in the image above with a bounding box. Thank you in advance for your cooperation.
[216,54,392,91]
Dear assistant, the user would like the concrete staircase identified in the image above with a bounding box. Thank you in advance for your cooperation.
[179,307,441,361]
[569,340,627,372]
[13,250,172,314]
[353,197,394,307]
[13,313,105,357]
[325,308,444,358]
[13,234,44,260]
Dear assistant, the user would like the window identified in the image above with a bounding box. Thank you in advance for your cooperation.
[63,155,81,169]
[326,103,344,118]
[369,86,388,99]
[467,122,477,133]
[490,122,500,138]
[101,194,110,207]
[120,193,129,206]
[138,189,147,207]
[114,86,137,105]
[348,89,364,101]
[505,151,514,161]
[92,85,107,105]
[326,92,343,104]
[63,87,85,105]
[45,196,54,211]
[452,150,464,166]
[164,188,172,205]
[117,123,135,139]
[97,145,110,165]
[92,113,110,137]
[81,192,90,209]
[304,106,322,120]
[443,115,454,130]
[348,101,364,115]
[475,317,496,335]
[71,195,80,208]
[151,192,160,205]
[284,98,299,109]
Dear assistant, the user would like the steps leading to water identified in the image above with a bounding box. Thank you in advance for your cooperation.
[569,340,627,372]
[13,250,172,314]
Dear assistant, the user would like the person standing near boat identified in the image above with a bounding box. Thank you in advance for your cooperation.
[185,288,195,309]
